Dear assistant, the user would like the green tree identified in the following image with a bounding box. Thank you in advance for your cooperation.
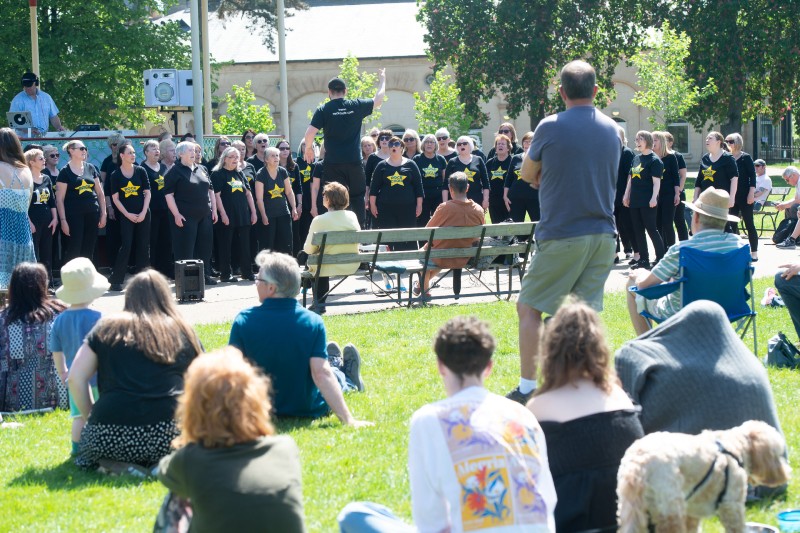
[212,81,275,135]
[308,54,383,126]
[0,0,191,130]
[666,0,800,134]
[417,0,657,129]
[216,0,307,51]
[414,71,473,137]
[631,22,717,130]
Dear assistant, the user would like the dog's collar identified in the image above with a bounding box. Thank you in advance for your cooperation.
[686,440,744,507]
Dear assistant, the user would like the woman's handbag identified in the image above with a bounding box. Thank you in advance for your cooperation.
[765,331,800,369]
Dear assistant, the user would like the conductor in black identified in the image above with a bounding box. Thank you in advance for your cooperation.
[303,69,386,227]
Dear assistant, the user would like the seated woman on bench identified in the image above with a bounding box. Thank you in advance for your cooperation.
[414,172,485,297]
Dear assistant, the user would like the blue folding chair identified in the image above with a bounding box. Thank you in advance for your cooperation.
[629,245,757,354]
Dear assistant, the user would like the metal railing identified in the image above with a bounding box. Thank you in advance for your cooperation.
[760,145,799,164]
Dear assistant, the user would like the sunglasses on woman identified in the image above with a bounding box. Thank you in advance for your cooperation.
[388,141,402,147]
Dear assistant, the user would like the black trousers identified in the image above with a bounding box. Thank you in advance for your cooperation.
[630,206,665,263]
[656,199,677,249]
[171,214,213,277]
[297,209,314,256]
[614,204,635,254]
[674,199,689,241]
[323,161,367,227]
[417,195,442,227]
[63,210,99,263]
[509,196,540,224]
[217,224,252,278]
[259,214,293,255]
[104,215,121,269]
[729,202,758,251]
[111,213,151,285]
[488,195,510,225]
[150,209,173,278]
[31,216,54,279]
[376,202,417,251]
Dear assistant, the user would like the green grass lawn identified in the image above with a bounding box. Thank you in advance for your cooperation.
[1,279,798,532]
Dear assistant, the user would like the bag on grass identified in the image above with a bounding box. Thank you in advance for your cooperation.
[765,331,800,369]
[773,217,797,244]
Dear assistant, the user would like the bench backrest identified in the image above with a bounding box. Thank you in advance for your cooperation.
[770,187,791,197]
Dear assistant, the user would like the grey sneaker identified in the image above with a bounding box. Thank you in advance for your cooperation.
[505,386,535,405]
[776,237,797,249]
[327,341,343,369]
[342,343,364,392]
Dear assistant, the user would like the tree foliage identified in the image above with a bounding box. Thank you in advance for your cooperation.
[0,0,191,130]
[417,0,657,128]
[666,0,800,134]
[213,80,275,135]
[631,22,717,131]
[216,0,307,51]
[414,71,473,137]
[308,54,383,126]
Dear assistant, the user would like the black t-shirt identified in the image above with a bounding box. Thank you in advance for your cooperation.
[445,156,490,205]
[659,153,680,202]
[629,153,664,209]
[310,97,374,164]
[100,155,120,196]
[471,148,486,162]
[369,159,424,205]
[296,160,314,213]
[675,152,687,201]
[29,175,56,226]
[246,154,266,174]
[441,151,458,162]
[504,154,538,201]
[286,163,302,196]
[57,163,100,215]
[734,152,757,203]
[211,168,252,227]
[616,147,635,205]
[485,156,511,197]
[111,166,151,214]
[697,152,738,194]
[142,161,168,212]
[364,152,388,188]
[255,165,290,217]
[412,153,447,196]
[241,162,257,190]
[163,162,213,219]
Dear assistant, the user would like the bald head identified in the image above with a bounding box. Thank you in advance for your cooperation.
[560,60,597,100]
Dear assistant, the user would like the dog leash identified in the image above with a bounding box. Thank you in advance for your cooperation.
[686,440,744,507]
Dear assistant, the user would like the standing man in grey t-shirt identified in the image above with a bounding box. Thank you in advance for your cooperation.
[303,70,386,227]
[507,60,621,404]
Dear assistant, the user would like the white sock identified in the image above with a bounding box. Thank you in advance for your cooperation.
[518,378,537,395]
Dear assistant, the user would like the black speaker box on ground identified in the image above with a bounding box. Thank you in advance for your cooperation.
[175,260,205,302]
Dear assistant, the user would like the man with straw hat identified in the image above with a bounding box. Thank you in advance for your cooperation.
[626,187,746,335]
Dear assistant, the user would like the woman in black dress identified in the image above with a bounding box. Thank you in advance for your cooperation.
[25,149,57,278]
[108,142,151,291]
[277,139,303,254]
[652,131,680,249]
[413,134,447,227]
[504,131,539,225]
[141,140,172,278]
[364,129,392,193]
[211,147,257,282]
[369,136,423,250]
[694,131,738,209]
[296,140,316,248]
[55,140,107,263]
[444,136,489,210]
[664,132,689,241]
[255,147,298,256]
[164,141,218,285]
[623,130,665,269]
[725,133,759,260]
[485,134,512,224]
[487,122,524,159]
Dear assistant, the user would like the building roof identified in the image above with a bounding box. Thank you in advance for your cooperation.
[157,1,426,64]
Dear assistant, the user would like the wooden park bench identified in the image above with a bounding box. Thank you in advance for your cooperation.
[302,222,536,309]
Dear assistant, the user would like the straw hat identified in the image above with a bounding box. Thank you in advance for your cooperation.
[56,257,110,305]
[684,187,740,223]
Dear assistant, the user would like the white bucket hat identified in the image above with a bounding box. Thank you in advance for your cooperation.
[55,257,110,305]
[684,187,740,223]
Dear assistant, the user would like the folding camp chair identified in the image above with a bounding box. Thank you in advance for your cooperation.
[629,245,757,354]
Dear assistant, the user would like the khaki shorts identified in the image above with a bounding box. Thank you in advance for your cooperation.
[518,234,616,315]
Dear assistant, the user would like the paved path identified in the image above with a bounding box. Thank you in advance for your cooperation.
[92,236,797,325]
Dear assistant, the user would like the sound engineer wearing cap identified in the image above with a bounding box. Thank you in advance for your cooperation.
[8,72,65,136]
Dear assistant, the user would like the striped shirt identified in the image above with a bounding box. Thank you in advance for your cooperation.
[651,229,746,317]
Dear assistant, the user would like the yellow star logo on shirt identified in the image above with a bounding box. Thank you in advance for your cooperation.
[120,180,140,198]
[228,177,244,193]
[268,184,284,199]
[301,168,312,183]
[514,169,521,179]
[630,164,643,180]
[155,175,165,190]
[388,171,406,186]
[39,188,50,203]
[491,169,505,181]
[463,168,476,182]
[422,165,438,179]
[75,179,93,195]
[702,166,716,182]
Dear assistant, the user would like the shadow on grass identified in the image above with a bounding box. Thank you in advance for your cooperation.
[274,416,339,432]
[9,459,157,491]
